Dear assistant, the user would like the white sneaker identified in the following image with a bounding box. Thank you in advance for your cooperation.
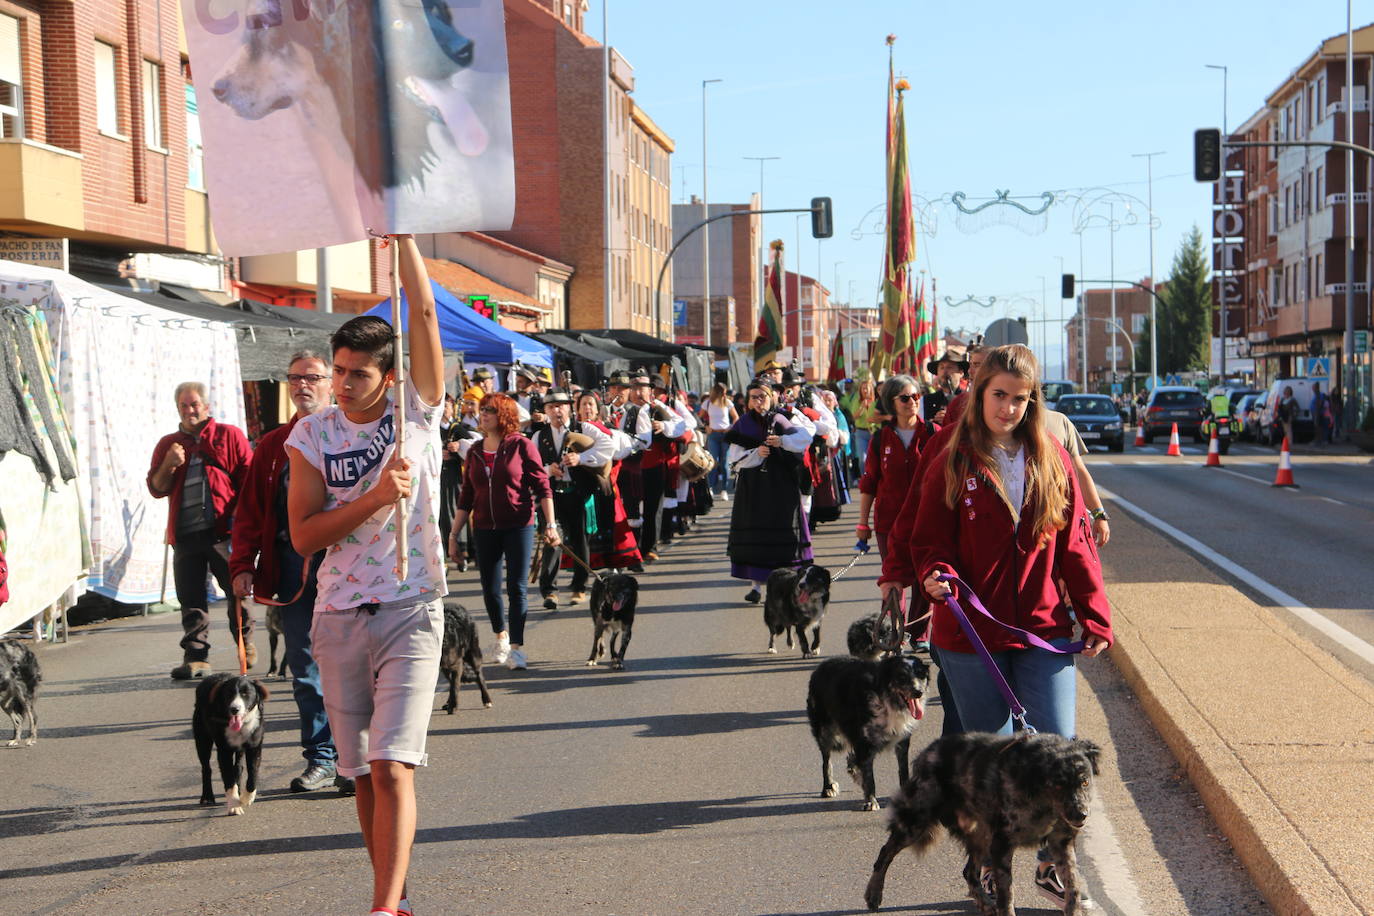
[506,646,527,670]
[491,634,511,666]
[720,490,730,501]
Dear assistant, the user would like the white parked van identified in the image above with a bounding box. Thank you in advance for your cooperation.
[1257,377,1322,444]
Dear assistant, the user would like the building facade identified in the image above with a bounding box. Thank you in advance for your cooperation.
[496,0,674,337]
[670,197,761,346]
[1228,25,1374,414]
[1065,281,1157,390]
[783,271,832,381]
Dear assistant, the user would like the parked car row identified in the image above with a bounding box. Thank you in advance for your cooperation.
[1056,394,1125,452]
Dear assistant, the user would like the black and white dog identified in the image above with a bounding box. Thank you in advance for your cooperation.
[806,654,929,811]
[846,612,900,661]
[587,573,639,670]
[763,564,832,657]
[864,731,1103,915]
[192,673,269,816]
[0,640,40,747]
[440,601,491,711]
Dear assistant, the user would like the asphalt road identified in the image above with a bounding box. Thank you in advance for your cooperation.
[1085,440,1374,679]
[1,506,1270,915]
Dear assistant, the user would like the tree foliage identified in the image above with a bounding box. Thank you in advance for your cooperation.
[1135,225,1211,375]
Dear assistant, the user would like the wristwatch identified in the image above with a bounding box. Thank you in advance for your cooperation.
[1089,507,1110,522]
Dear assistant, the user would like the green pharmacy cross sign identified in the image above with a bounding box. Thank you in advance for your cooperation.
[468,294,498,321]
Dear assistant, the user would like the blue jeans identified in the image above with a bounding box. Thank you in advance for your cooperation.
[935,638,1078,737]
[707,430,731,493]
[474,525,535,644]
[853,428,873,475]
[276,548,336,765]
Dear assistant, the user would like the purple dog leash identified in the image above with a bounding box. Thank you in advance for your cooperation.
[935,572,1084,733]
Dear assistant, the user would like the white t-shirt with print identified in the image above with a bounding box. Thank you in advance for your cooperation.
[286,386,447,612]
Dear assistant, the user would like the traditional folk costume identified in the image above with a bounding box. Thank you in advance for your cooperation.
[725,401,814,590]
[533,389,615,599]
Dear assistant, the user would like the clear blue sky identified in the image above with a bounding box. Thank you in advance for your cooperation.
[602,0,1366,376]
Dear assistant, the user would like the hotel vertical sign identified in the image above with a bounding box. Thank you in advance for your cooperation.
[1212,143,1245,339]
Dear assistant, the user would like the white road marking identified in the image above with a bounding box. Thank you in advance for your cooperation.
[1082,790,1149,916]
[1098,486,1374,667]
[1211,467,1271,486]
[1320,496,1347,506]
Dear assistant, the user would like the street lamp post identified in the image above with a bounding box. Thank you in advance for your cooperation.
[744,155,781,324]
[1132,150,1165,390]
[701,78,722,348]
[1206,63,1228,384]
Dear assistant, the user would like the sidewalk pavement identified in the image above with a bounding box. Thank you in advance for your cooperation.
[1102,508,1374,915]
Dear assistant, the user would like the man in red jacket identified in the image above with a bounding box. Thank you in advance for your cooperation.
[229,351,352,796]
[147,381,252,679]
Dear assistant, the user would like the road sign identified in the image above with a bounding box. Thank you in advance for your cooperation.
[1357,330,1370,355]
[1306,357,1330,380]
[1165,373,1182,385]
[1111,383,1123,395]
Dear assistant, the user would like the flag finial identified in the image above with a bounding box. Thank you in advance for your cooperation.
[770,239,784,251]
[886,34,897,45]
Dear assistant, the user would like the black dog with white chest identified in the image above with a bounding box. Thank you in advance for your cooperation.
[440,601,491,711]
[587,572,639,670]
[864,731,1102,915]
[806,654,929,811]
[192,673,269,815]
[0,640,41,747]
[764,563,832,657]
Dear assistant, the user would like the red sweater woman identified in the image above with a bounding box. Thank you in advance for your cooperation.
[891,345,1112,740]
[451,394,559,671]
[855,374,932,557]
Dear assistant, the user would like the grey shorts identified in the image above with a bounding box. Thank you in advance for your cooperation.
[310,597,443,777]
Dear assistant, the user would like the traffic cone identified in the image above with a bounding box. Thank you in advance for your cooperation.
[1134,423,1146,448]
[1166,422,1182,457]
[1272,437,1299,488]
[1204,428,1222,467]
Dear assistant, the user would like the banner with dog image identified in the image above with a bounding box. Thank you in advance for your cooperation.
[183,0,515,256]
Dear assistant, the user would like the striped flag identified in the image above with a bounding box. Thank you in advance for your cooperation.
[827,318,847,382]
[754,240,785,373]
[872,47,916,381]
[912,278,937,371]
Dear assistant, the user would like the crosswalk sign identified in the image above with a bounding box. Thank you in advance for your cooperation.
[1306,357,1330,380]
[1165,373,1182,385]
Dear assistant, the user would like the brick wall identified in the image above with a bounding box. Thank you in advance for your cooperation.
[9,0,191,250]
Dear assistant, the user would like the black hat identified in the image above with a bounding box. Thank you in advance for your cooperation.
[780,367,803,387]
[471,367,495,381]
[607,371,632,387]
[926,350,969,375]
[652,376,669,391]
[542,387,573,405]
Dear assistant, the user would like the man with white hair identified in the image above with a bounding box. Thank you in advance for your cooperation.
[147,380,253,679]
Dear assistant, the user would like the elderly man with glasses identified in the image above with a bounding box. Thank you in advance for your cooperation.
[228,351,354,796]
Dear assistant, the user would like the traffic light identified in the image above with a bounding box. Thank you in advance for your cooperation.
[810,196,833,239]
[468,294,498,321]
[1061,274,1074,299]
[1194,128,1222,182]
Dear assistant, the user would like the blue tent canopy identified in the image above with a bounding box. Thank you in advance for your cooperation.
[365,280,553,368]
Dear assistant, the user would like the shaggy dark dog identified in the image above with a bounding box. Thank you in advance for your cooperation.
[806,654,929,811]
[864,731,1102,915]
[0,640,40,747]
[846,612,899,661]
[587,573,639,670]
[193,674,269,816]
[764,564,832,657]
[440,602,491,711]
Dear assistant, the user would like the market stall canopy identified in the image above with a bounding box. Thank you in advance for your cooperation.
[533,332,629,389]
[365,280,551,368]
[561,328,715,393]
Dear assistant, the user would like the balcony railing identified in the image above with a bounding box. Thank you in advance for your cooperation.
[1324,282,1370,295]
[1325,191,1370,207]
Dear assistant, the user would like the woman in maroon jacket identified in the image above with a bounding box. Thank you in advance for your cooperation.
[855,374,932,558]
[897,344,1112,738]
[450,393,559,671]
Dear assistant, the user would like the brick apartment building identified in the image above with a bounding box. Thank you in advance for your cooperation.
[783,270,833,381]
[1065,280,1158,390]
[495,0,675,337]
[671,196,762,346]
[1226,24,1374,406]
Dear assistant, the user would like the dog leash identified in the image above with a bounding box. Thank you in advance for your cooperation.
[935,572,1084,733]
[827,539,870,583]
[558,542,607,584]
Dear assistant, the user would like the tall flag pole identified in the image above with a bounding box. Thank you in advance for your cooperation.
[873,37,916,381]
[754,239,786,373]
